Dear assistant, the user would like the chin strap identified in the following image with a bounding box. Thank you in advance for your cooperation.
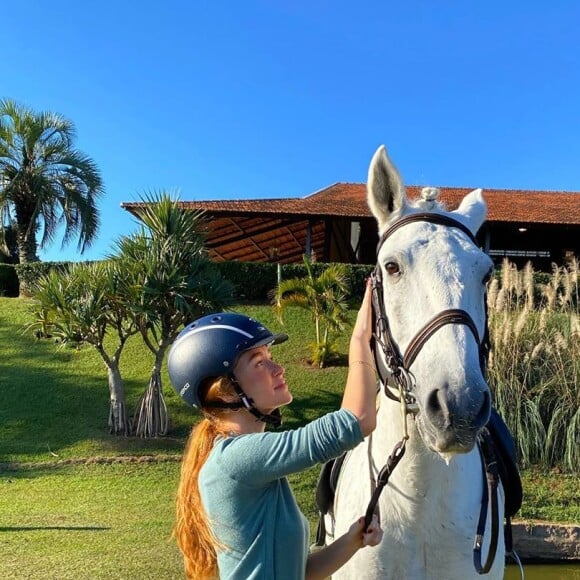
[226,376,282,428]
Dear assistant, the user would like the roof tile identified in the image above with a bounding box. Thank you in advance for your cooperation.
[122,184,580,225]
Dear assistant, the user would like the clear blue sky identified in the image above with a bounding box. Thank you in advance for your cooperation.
[2,1,579,262]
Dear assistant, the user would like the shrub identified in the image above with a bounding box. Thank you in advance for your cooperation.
[14,261,71,296]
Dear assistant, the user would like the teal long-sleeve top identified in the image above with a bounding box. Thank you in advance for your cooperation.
[199,408,364,580]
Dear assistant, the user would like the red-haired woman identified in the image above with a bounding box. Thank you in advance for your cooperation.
[168,281,381,579]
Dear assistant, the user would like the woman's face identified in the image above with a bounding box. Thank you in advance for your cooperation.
[233,345,292,411]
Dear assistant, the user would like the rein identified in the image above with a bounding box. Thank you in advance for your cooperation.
[364,211,504,575]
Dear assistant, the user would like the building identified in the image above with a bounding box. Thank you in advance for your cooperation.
[122,183,580,270]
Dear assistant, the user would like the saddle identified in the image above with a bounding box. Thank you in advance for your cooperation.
[314,407,522,547]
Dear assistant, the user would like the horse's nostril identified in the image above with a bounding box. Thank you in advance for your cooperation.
[426,388,449,428]
[427,389,441,413]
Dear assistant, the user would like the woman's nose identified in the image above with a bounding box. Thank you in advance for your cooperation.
[269,360,284,375]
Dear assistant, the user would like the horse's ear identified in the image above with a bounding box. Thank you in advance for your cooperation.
[452,188,487,234]
[367,145,407,231]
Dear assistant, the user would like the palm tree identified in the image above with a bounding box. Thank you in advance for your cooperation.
[273,255,350,367]
[0,98,103,264]
[117,192,233,438]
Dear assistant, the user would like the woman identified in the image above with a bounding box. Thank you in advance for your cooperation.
[168,281,382,579]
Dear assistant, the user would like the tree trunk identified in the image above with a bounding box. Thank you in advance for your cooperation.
[14,208,39,296]
[132,371,168,438]
[132,348,168,438]
[14,206,39,265]
[320,326,329,368]
[107,363,131,435]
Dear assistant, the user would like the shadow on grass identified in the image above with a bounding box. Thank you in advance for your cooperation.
[0,526,110,532]
[0,304,184,465]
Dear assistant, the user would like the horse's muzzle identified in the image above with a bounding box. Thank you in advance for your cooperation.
[421,386,491,453]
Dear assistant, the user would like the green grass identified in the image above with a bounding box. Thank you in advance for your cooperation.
[1,462,183,579]
[519,468,580,523]
[1,297,578,579]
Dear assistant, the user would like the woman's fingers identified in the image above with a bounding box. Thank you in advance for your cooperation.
[353,280,373,333]
[362,514,383,547]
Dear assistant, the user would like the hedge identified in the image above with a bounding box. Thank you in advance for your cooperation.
[213,261,374,303]
[3,259,575,305]
[14,261,72,296]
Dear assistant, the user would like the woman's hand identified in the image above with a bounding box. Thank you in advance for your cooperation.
[342,279,377,436]
[347,514,383,549]
[305,514,383,579]
[350,278,373,345]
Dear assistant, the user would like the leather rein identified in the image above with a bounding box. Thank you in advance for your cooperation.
[363,212,499,575]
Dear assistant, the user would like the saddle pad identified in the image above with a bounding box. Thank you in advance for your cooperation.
[315,451,347,517]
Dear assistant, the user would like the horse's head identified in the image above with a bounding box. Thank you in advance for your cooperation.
[367,145,494,455]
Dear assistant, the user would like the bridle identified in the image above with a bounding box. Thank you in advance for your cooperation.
[363,211,505,576]
[370,212,489,408]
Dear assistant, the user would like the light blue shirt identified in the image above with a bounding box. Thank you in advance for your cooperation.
[199,408,363,579]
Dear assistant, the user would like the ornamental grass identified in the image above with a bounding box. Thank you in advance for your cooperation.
[487,259,580,474]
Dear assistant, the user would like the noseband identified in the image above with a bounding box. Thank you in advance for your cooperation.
[370,212,490,406]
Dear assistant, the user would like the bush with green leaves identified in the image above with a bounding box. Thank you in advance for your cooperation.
[272,255,350,368]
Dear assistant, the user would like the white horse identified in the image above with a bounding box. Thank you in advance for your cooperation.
[328,146,504,579]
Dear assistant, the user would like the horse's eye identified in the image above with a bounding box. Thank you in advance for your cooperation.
[385,262,400,276]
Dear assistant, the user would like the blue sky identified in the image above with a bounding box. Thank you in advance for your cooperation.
[2,1,579,262]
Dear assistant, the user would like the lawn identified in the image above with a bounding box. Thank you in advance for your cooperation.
[0,297,578,579]
[1,462,183,579]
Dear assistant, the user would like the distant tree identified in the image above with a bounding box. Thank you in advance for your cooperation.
[273,255,350,367]
[0,98,104,264]
[117,192,234,438]
[28,261,138,435]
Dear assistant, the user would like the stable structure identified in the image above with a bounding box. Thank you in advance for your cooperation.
[122,183,580,270]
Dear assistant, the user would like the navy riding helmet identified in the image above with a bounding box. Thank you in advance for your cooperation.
[167,312,288,418]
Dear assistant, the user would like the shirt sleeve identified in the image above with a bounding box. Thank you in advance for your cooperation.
[215,408,363,487]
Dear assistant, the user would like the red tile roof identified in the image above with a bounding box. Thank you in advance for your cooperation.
[123,183,580,225]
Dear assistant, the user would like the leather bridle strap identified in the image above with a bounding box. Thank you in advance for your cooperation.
[403,309,481,369]
[376,212,479,253]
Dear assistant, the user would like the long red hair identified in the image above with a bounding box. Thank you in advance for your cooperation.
[173,376,236,579]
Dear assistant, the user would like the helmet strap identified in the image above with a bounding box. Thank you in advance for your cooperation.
[204,400,246,409]
[230,376,283,428]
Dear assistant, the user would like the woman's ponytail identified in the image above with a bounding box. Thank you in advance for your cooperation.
[173,377,234,579]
